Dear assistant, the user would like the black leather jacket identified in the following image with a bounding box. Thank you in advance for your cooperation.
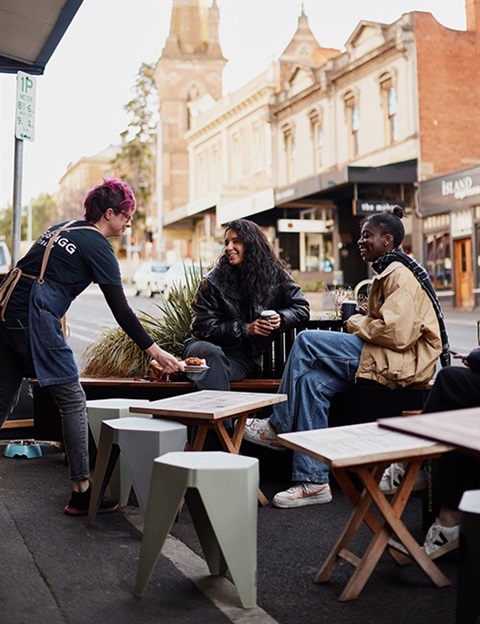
[188,265,310,355]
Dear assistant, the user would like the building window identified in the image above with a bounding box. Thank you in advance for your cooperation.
[425,232,452,290]
[380,74,397,145]
[231,133,242,180]
[252,122,263,173]
[282,123,295,183]
[309,110,324,171]
[344,92,359,159]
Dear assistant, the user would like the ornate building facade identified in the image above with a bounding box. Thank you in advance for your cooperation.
[155,0,479,308]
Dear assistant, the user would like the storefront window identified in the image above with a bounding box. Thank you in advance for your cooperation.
[425,232,452,290]
[305,234,334,272]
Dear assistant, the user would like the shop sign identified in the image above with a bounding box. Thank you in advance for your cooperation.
[277,219,331,233]
[353,199,405,216]
[419,166,480,216]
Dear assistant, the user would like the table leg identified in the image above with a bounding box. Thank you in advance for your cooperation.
[337,462,450,601]
[188,426,208,452]
[363,462,451,589]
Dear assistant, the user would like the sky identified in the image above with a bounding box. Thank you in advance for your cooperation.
[0,0,467,212]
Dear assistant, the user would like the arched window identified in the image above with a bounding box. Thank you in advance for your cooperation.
[379,73,398,145]
[308,109,324,171]
[282,123,295,183]
[344,91,359,159]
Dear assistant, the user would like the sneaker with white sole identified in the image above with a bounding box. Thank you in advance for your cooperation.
[272,482,332,508]
[379,462,428,495]
[243,418,285,450]
[423,521,459,560]
[388,520,459,561]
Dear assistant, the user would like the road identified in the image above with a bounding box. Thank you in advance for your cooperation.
[66,284,479,369]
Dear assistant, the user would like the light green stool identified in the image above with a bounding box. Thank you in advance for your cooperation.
[86,398,153,505]
[87,417,187,526]
[134,451,259,608]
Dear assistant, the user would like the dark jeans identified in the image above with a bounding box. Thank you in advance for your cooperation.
[0,320,90,481]
[423,365,480,513]
[182,340,253,390]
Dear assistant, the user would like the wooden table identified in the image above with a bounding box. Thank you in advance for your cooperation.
[278,423,453,601]
[377,407,480,453]
[130,390,288,505]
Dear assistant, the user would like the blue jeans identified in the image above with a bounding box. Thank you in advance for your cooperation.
[270,330,364,484]
[0,320,90,481]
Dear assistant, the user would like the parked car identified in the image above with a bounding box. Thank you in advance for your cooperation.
[161,260,202,299]
[132,262,170,297]
[0,241,12,275]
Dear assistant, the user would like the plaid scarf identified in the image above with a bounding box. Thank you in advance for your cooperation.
[372,247,451,367]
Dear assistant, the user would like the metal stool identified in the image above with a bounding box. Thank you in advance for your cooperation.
[134,451,259,608]
[87,417,187,525]
[86,398,153,505]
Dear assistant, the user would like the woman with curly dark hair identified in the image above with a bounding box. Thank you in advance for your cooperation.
[182,219,310,390]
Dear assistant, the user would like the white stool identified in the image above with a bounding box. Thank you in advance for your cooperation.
[87,417,187,525]
[134,451,259,608]
[86,398,153,505]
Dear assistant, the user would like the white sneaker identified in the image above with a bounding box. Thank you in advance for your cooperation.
[379,462,428,495]
[243,418,285,451]
[423,521,459,560]
[388,520,459,560]
[272,483,333,508]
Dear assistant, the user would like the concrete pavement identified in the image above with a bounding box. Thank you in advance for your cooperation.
[1,307,476,623]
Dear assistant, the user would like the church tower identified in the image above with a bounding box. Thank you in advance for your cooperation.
[155,0,226,227]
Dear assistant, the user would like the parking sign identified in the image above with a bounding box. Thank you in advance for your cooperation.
[15,71,36,141]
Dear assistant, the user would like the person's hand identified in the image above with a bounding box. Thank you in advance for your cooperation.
[247,313,281,336]
[146,344,184,374]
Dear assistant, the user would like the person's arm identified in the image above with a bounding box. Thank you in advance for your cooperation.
[346,274,423,351]
[274,272,310,330]
[100,284,182,373]
[190,278,247,347]
[464,347,480,372]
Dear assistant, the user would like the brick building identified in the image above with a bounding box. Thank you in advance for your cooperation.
[155,0,479,308]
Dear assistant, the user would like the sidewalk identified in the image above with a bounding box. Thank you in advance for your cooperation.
[0,438,459,624]
[0,293,473,624]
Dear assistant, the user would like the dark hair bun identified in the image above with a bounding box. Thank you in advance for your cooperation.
[391,205,404,219]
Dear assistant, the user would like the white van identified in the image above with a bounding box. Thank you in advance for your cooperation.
[0,241,12,274]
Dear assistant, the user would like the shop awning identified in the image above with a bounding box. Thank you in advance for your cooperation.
[275,159,417,206]
[0,0,83,75]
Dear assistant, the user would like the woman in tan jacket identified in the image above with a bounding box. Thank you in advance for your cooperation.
[244,206,450,508]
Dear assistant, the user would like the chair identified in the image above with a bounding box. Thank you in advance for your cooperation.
[134,451,259,608]
[86,398,153,505]
[87,417,187,524]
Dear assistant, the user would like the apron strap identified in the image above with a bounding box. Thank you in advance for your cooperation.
[38,221,101,282]
[0,268,33,321]
[0,222,102,320]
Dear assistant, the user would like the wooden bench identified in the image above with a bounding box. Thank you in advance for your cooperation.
[25,318,431,441]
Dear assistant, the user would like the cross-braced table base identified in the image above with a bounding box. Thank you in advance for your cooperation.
[316,458,451,601]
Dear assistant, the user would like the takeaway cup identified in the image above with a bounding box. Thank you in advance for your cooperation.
[341,300,357,321]
[261,310,277,323]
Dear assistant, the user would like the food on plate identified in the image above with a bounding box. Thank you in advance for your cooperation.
[184,356,205,366]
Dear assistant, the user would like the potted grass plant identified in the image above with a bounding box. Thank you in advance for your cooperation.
[81,263,206,378]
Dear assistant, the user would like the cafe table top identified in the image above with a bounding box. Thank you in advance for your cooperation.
[377,406,480,453]
[278,422,452,468]
[129,389,288,421]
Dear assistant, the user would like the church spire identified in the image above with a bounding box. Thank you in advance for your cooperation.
[162,0,224,59]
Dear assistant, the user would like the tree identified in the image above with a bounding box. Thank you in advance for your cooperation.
[0,192,58,248]
[112,62,159,255]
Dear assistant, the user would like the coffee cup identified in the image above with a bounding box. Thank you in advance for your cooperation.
[261,310,276,322]
[341,300,357,321]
